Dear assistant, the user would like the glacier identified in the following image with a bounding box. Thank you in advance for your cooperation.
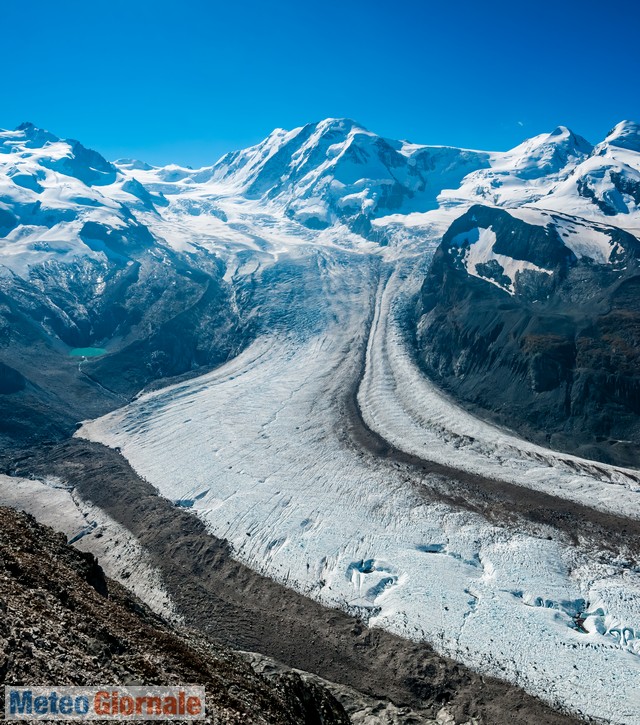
[79,243,640,724]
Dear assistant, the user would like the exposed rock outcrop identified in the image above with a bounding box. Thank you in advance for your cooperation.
[415,204,640,467]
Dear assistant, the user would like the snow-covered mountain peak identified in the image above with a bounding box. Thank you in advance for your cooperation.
[600,120,640,152]
[6,121,60,150]
[1,123,61,157]
[310,116,370,136]
[496,125,593,179]
[0,122,117,188]
[211,117,377,191]
[534,119,640,225]
[115,158,155,172]
[206,118,490,232]
[436,126,592,210]
[548,124,589,143]
[0,122,160,277]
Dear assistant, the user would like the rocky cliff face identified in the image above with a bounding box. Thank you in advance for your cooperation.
[0,506,350,725]
[415,204,640,467]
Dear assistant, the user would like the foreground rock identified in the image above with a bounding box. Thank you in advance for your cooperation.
[0,506,350,724]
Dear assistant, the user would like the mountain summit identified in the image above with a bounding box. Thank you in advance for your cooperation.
[601,120,640,152]
[210,117,491,231]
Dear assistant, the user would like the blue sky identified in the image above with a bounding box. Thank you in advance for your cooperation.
[2,0,639,166]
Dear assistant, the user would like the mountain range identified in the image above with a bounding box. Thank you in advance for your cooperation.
[2,117,640,723]
[1,117,638,464]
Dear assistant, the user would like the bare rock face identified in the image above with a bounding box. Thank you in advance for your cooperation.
[0,248,242,450]
[415,204,640,467]
[0,506,350,725]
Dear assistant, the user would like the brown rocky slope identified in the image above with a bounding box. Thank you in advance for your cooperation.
[0,506,349,724]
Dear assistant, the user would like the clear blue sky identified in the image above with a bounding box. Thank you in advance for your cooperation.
[2,0,638,166]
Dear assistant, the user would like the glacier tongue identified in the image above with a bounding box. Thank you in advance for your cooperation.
[79,247,640,725]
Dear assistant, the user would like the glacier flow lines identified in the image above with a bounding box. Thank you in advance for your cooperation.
[80,249,640,724]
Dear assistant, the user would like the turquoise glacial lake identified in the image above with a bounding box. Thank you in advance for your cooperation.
[69,347,107,357]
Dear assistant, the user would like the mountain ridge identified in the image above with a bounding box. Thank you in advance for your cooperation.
[0,116,639,465]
